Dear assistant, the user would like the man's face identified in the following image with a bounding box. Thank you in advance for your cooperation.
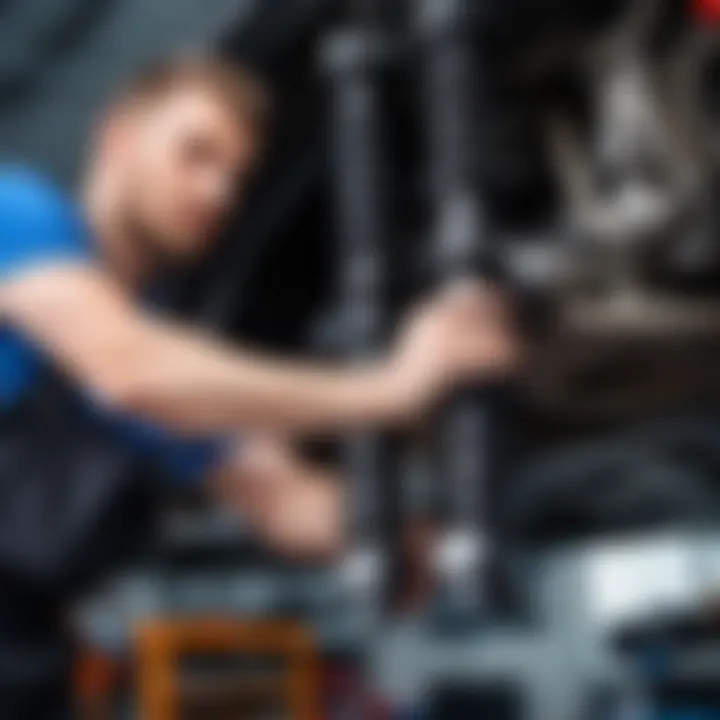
[110,86,258,264]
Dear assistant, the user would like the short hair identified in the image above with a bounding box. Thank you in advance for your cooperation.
[114,55,273,145]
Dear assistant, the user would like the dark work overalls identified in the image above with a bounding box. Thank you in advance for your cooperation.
[0,369,160,718]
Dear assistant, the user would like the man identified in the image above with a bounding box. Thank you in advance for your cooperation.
[0,56,515,716]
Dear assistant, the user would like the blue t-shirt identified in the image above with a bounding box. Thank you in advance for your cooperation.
[0,167,229,484]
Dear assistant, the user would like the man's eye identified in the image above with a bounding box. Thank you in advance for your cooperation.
[182,139,215,164]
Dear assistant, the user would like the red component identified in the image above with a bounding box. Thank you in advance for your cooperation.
[322,664,392,720]
[694,0,720,24]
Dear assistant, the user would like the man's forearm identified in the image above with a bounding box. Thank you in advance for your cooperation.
[116,319,408,434]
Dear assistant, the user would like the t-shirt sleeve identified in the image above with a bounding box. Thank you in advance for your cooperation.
[111,417,234,486]
[160,435,232,485]
[81,395,235,487]
[0,170,92,279]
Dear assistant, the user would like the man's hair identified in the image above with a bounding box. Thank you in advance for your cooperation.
[115,55,273,144]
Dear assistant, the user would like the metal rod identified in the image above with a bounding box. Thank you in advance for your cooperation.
[416,0,499,623]
[323,23,391,625]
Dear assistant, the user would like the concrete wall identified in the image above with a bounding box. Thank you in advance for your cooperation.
[0,0,255,185]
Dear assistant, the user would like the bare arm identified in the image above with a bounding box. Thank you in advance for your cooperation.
[0,265,514,435]
[210,437,342,559]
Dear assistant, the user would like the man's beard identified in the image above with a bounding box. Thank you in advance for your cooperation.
[119,205,192,277]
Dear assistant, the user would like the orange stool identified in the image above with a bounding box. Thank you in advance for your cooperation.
[135,618,320,720]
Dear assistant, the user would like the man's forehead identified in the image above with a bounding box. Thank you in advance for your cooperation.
[136,86,241,131]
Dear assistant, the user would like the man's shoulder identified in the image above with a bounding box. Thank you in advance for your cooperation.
[0,165,90,262]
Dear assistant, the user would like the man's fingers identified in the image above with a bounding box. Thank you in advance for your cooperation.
[262,480,342,559]
[439,281,508,319]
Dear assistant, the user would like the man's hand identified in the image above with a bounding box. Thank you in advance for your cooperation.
[256,475,341,560]
[387,281,518,422]
[212,438,343,560]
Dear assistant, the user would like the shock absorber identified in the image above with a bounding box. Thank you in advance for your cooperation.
[322,8,393,629]
[415,0,503,626]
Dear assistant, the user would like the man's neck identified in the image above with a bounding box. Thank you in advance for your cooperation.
[81,169,153,289]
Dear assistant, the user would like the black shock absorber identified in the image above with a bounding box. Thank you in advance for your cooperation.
[415,0,503,625]
[322,9,392,629]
